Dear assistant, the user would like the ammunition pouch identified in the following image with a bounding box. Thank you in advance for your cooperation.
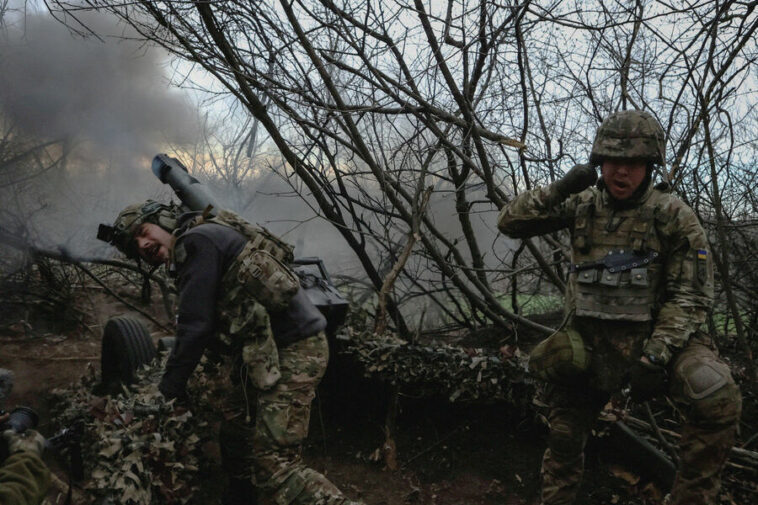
[233,242,300,313]
[242,330,282,391]
[216,263,284,390]
[529,327,591,382]
[571,250,660,321]
[217,295,282,390]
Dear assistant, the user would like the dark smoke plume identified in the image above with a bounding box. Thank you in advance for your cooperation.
[0,11,198,155]
[0,9,200,254]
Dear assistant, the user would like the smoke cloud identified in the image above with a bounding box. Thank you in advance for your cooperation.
[0,9,201,254]
[0,11,198,155]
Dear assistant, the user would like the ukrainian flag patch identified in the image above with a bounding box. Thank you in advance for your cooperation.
[697,249,708,259]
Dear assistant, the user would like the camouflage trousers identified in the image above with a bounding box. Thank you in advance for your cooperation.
[213,332,362,505]
[540,322,741,505]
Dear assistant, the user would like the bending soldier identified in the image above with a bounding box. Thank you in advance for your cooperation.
[101,202,363,505]
[498,110,741,505]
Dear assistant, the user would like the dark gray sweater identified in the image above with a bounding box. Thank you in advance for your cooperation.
[159,221,326,399]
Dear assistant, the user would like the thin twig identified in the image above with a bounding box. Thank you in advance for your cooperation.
[644,401,680,467]
[74,263,171,332]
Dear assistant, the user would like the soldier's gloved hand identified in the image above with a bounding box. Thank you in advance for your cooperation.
[553,164,598,198]
[3,429,46,457]
[628,359,668,402]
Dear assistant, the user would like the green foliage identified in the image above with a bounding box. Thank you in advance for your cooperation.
[514,294,563,316]
[492,292,563,316]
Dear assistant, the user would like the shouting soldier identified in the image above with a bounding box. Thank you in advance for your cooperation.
[100,201,362,505]
[497,110,741,505]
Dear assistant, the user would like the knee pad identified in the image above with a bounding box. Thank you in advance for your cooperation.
[691,381,742,427]
[673,353,741,425]
[676,356,730,400]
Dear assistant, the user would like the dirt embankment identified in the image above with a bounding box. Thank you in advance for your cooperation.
[1,289,756,505]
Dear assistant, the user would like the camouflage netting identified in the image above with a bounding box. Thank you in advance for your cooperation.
[45,330,538,504]
[49,354,220,505]
[335,329,536,408]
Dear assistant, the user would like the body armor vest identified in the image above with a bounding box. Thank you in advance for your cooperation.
[174,209,300,390]
[177,209,300,315]
[570,187,669,321]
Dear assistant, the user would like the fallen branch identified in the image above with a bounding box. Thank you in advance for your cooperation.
[0,228,175,298]
[74,263,171,332]
[624,414,758,470]
[644,402,680,467]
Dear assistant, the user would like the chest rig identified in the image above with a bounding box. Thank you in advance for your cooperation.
[570,188,668,321]
[174,209,299,315]
[171,209,300,391]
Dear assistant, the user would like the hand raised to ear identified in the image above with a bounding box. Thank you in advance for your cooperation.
[554,164,598,198]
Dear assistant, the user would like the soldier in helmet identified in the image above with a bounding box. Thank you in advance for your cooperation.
[100,200,363,505]
[497,110,741,505]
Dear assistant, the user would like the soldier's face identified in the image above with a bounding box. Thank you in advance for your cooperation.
[601,159,647,200]
[135,223,173,265]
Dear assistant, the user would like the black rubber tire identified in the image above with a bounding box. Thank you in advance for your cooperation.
[101,316,156,384]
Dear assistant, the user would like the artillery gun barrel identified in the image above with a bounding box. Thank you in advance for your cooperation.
[151,154,222,214]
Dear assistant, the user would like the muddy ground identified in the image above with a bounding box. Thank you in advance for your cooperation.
[1,289,756,505]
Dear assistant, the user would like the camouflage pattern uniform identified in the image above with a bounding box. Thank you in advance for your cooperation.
[103,206,362,505]
[206,230,362,505]
[210,332,353,505]
[497,110,741,505]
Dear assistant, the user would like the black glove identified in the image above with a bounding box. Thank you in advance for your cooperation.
[628,359,668,402]
[554,164,598,198]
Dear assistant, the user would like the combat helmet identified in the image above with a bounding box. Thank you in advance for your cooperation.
[590,110,665,166]
[97,200,178,259]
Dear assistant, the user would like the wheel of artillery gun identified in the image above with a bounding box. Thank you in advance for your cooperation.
[101,316,156,384]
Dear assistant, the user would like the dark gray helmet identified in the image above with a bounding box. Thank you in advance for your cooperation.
[98,200,177,258]
[590,110,665,166]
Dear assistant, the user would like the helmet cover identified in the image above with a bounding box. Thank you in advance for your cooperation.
[590,110,665,166]
[107,200,177,258]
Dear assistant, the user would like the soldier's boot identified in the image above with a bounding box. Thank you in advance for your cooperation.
[222,477,257,505]
[668,382,741,505]
[540,406,596,505]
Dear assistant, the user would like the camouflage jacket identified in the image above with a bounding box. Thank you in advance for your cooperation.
[0,452,50,505]
[497,181,714,364]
